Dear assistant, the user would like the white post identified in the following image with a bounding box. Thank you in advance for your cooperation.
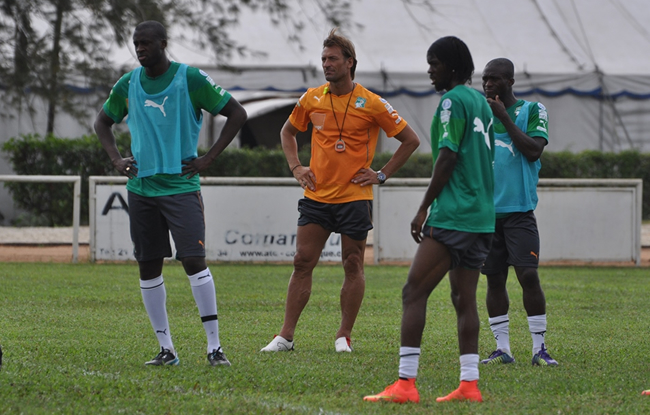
[72,177,81,263]
[0,175,82,263]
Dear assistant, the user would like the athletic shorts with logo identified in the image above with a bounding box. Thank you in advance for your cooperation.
[128,191,206,262]
[297,198,373,241]
[422,225,493,270]
[481,210,540,274]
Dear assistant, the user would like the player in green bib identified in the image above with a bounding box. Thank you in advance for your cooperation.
[365,36,494,405]
[94,21,247,368]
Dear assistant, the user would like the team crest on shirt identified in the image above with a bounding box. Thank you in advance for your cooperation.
[199,69,216,87]
[355,97,366,108]
[441,98,452,110]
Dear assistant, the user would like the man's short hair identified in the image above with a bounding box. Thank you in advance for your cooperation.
[427,36,474,84]
[486,58,515,80]
[323,28,358,80]
[135,20,167,41]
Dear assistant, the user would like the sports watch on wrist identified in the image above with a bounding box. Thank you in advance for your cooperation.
[377,170,387,185]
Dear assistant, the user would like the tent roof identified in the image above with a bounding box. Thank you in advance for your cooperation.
[116,0,649,76]
[110,0,650,95]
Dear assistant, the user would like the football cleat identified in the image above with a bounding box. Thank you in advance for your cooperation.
[335,336,352,352]
[436,380,483,403]
[207,347,231,366]
[145,347,179,366]
[481,349,515,364]
[260,335,294,352]
[363,378,420,403]
[532,344,558,366]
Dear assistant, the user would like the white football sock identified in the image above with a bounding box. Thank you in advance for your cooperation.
[459,354,479,382]
[188,268,221,353]
[489,314,511,353]
[398,346,420,379]
[140,275,174,352]
[528,314,547,354]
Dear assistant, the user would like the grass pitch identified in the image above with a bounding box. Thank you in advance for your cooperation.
[0,262,649,414]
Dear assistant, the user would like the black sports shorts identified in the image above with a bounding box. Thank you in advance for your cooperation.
[422,225,493,270]
[481,210,540,274]
[297,197,373,241]
[128,191,206,262]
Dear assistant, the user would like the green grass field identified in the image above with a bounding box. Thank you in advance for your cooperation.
[1,262,649,414]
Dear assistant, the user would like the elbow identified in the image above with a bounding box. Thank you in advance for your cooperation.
[526,149,544,162]
[411,137,421,151]
[238,107,248,125]
[405,135,420,154]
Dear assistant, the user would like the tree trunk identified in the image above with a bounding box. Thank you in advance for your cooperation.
[46,0,67,135]
[13,4,30,91]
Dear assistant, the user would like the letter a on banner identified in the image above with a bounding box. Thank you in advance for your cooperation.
[102,192,129,215]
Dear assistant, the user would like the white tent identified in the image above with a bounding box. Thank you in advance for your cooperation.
[1,0,650,224]
[183,0,650,153]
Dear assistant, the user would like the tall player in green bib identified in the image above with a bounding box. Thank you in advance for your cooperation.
[364,36,494,404]
[94,21,247,367]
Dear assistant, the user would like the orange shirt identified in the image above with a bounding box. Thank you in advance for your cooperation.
[289,83,408,203]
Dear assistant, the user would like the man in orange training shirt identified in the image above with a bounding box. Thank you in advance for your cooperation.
[261,28,420,353]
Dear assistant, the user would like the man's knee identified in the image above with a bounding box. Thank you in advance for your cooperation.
[293,249,319,274]
[138,258,164,280]
[517,267,542,292]
[485,270,508,291]
[181,256,207,275]
[342,251,364,276]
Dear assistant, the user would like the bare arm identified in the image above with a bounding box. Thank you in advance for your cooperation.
[281,119,316,190]
[410,147,457,243]
[94,109,136,178]
[182,98,248,178]
[352,124,421,186]
[488,96,546,161]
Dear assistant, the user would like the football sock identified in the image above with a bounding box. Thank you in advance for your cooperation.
[140,275,174,352]
[459,354,479,382]
[488,314,511,353]
[188,268,221,353]
[398,347,421,379]
[528,314,547,354]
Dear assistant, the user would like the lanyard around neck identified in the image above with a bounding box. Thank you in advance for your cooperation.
[329,83,356,152]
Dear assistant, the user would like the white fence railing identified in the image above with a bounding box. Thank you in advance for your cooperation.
[0,175,81,263]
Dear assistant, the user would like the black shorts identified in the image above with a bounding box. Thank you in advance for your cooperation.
[481,210,540,274]
[128,191,206,262]
[422,226,493,270]
[297,198,373,241]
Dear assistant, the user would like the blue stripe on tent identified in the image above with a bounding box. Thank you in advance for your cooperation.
[227,85,650,100]
[5,84,650,100]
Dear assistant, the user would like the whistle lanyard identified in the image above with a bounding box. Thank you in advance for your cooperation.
[329,83,356,152]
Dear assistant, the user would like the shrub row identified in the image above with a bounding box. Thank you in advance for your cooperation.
[2,134,649,225]
[2,134,131,226]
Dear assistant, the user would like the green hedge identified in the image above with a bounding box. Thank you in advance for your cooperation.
[1,134,131,226]
[538,150,650,218]
[2,134,649,225]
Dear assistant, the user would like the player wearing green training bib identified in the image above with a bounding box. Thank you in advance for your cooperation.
[94,21,247,369]
[103,62,232,197]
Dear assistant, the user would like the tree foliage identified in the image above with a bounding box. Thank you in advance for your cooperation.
[0,0,361,135]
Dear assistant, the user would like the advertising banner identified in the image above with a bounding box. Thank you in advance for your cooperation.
[93,183,341,262]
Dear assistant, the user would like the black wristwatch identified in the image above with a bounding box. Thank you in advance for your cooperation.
[377,170,387,185]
